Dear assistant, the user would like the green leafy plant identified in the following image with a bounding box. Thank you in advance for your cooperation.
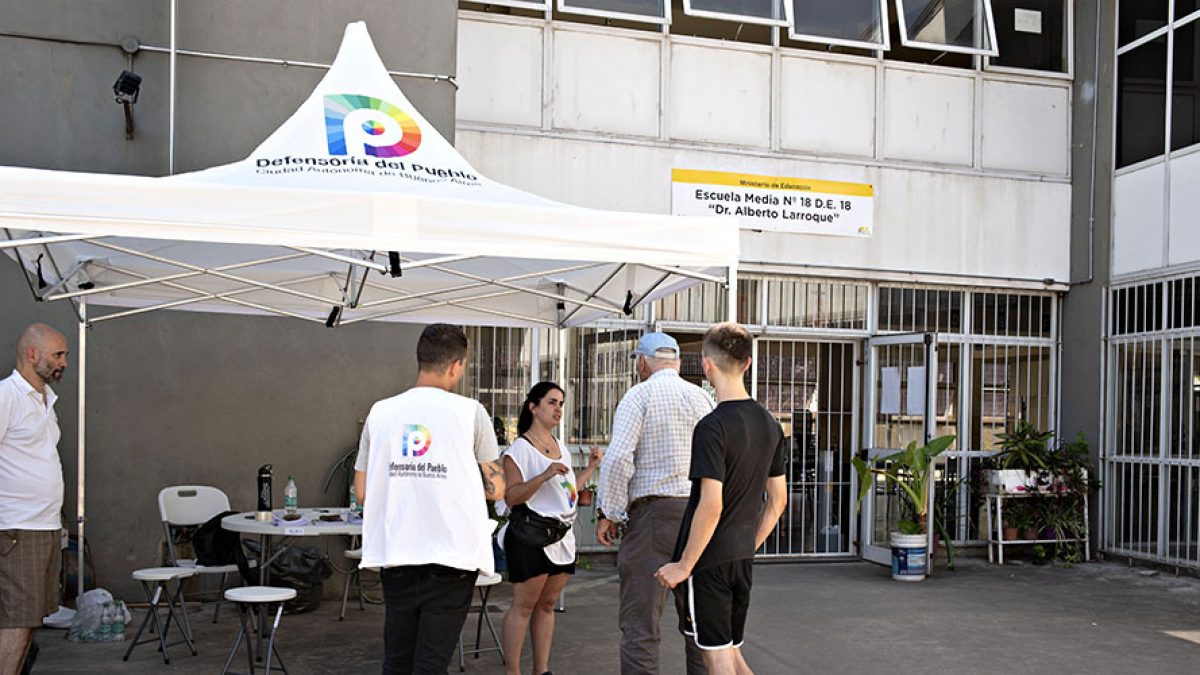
[852,435,957,563]
[1003,496,1039,533]
[995,422,1054,471]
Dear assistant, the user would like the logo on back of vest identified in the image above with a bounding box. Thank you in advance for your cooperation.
[388,424,447,480]
[401,424,432,457]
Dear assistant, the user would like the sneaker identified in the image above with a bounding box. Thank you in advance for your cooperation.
[42,605,76,629]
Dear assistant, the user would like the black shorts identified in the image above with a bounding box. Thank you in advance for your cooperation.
[502,532,575,584]
[674,559,753,650]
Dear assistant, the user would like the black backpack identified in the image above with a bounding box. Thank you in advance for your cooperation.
[192,510,254,583]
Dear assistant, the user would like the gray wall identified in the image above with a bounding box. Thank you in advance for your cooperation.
[1061,0,1115,551]
[0,0,457,597]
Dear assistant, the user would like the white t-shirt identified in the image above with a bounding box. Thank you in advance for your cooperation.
[498,436,577,565]
[355,387,500,573]
[0,370,64,531]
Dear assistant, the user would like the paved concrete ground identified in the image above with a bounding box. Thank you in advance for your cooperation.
[27,558,1200,674]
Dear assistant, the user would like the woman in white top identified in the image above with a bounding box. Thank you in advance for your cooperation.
[500,381,601,675]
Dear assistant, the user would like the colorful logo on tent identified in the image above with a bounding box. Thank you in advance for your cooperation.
[401,424,432,457]
[324,94,422,158]
[561,480,576,508]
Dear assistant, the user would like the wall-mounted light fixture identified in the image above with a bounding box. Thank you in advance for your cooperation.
[113,70,142,140]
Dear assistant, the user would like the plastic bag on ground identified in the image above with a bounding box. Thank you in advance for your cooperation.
[67,589,130,643]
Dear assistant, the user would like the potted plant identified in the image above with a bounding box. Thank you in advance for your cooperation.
[986,422,1053,494]
[577,482,598,507]
[1004,495,1040,541]
[852,434,956,581]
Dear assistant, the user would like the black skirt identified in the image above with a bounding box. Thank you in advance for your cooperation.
[502,529,576,583]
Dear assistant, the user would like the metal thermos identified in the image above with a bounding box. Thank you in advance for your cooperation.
[256,464,273,521]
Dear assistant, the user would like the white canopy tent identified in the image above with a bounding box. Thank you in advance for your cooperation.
[0,22,739,593]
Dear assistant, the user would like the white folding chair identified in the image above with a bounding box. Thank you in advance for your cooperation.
[159,485,248,623]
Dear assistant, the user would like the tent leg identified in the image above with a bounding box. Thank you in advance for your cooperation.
[727,265,738,324]
[77,297,87,599]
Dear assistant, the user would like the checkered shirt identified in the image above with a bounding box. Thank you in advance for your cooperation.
[597,368,715,523]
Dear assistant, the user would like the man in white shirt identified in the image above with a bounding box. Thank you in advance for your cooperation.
[596,332,714,675]
[353,323,506,674]
[0,324,68,675]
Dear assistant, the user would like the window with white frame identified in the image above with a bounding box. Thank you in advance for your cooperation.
[895,0,998,56]
[558,0,670,24]
[989,0,1068,73]
[468,0,550,11]
[684,0,788,26]
[787,0,890,50]
[1173,16,1200,151]
[1115,3,1200,168]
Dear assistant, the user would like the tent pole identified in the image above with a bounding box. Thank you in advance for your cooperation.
[727,264,738,324]
[169,0,177,174]
[77,297,87,598]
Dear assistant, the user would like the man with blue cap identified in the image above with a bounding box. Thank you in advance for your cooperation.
[596,331,714,675]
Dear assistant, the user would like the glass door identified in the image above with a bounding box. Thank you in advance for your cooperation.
[860,333,939,564]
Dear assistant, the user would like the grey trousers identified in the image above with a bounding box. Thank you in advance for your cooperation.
[617,498,708,675]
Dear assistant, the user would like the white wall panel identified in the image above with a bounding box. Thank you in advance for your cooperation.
[669,44,771,147]
[456,19,543,127]
[981,81,1069,175]
[1169,151,1200,267]
[1112,163,1166,276]
[779,57,875,158]
[455,130,1071,282]
[551,30,661,137]
[882,68,974,166]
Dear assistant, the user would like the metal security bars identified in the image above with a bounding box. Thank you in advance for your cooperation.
[454,278,1059,561]
[461,326,536,447]
[761,277,869,331]
[1106,272,1200,568]
[756,339,858,557]
[876,284,1057,547]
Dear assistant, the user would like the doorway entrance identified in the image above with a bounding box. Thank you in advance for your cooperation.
[860,333,943,565]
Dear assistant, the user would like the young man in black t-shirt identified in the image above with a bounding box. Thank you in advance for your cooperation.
[654,322,788,675]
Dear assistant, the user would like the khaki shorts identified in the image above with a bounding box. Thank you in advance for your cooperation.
[0,529,61,628]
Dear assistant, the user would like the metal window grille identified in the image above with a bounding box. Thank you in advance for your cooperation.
[762,278,869,330]
[1105,273,1200,568]
[756,339,857,557]
[460,326,534,447]
[654,278,759,325]
[877,285,964,333]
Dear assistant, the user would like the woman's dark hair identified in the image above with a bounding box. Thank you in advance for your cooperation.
[517,381,564,436]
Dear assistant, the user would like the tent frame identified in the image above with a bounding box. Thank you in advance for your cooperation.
[3,231,737,596]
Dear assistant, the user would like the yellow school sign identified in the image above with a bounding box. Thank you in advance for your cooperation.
[671,168,874,238]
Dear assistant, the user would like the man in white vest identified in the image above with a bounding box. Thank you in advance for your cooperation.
[354,324,506,674]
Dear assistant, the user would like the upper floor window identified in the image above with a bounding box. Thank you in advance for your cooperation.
[1119,2,1168,47]
[1114,4,1200,169]
[989,0,1068,73]
[683,0,789,26]
[787,0,890,50]
[474,0,551,10]
[558,0,670,24]
[895,0,998,56]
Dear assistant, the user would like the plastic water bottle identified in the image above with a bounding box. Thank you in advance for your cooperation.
[349,483,359,515]
[112,603,126,641]
[98,602,113,641]
[284,476,298,514]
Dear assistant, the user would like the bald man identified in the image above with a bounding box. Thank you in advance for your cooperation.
[0,324,68,675]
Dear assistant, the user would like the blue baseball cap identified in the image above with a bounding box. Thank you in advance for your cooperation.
[632,332,680,359]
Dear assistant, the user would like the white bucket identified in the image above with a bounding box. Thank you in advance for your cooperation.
[890,533,928,582]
